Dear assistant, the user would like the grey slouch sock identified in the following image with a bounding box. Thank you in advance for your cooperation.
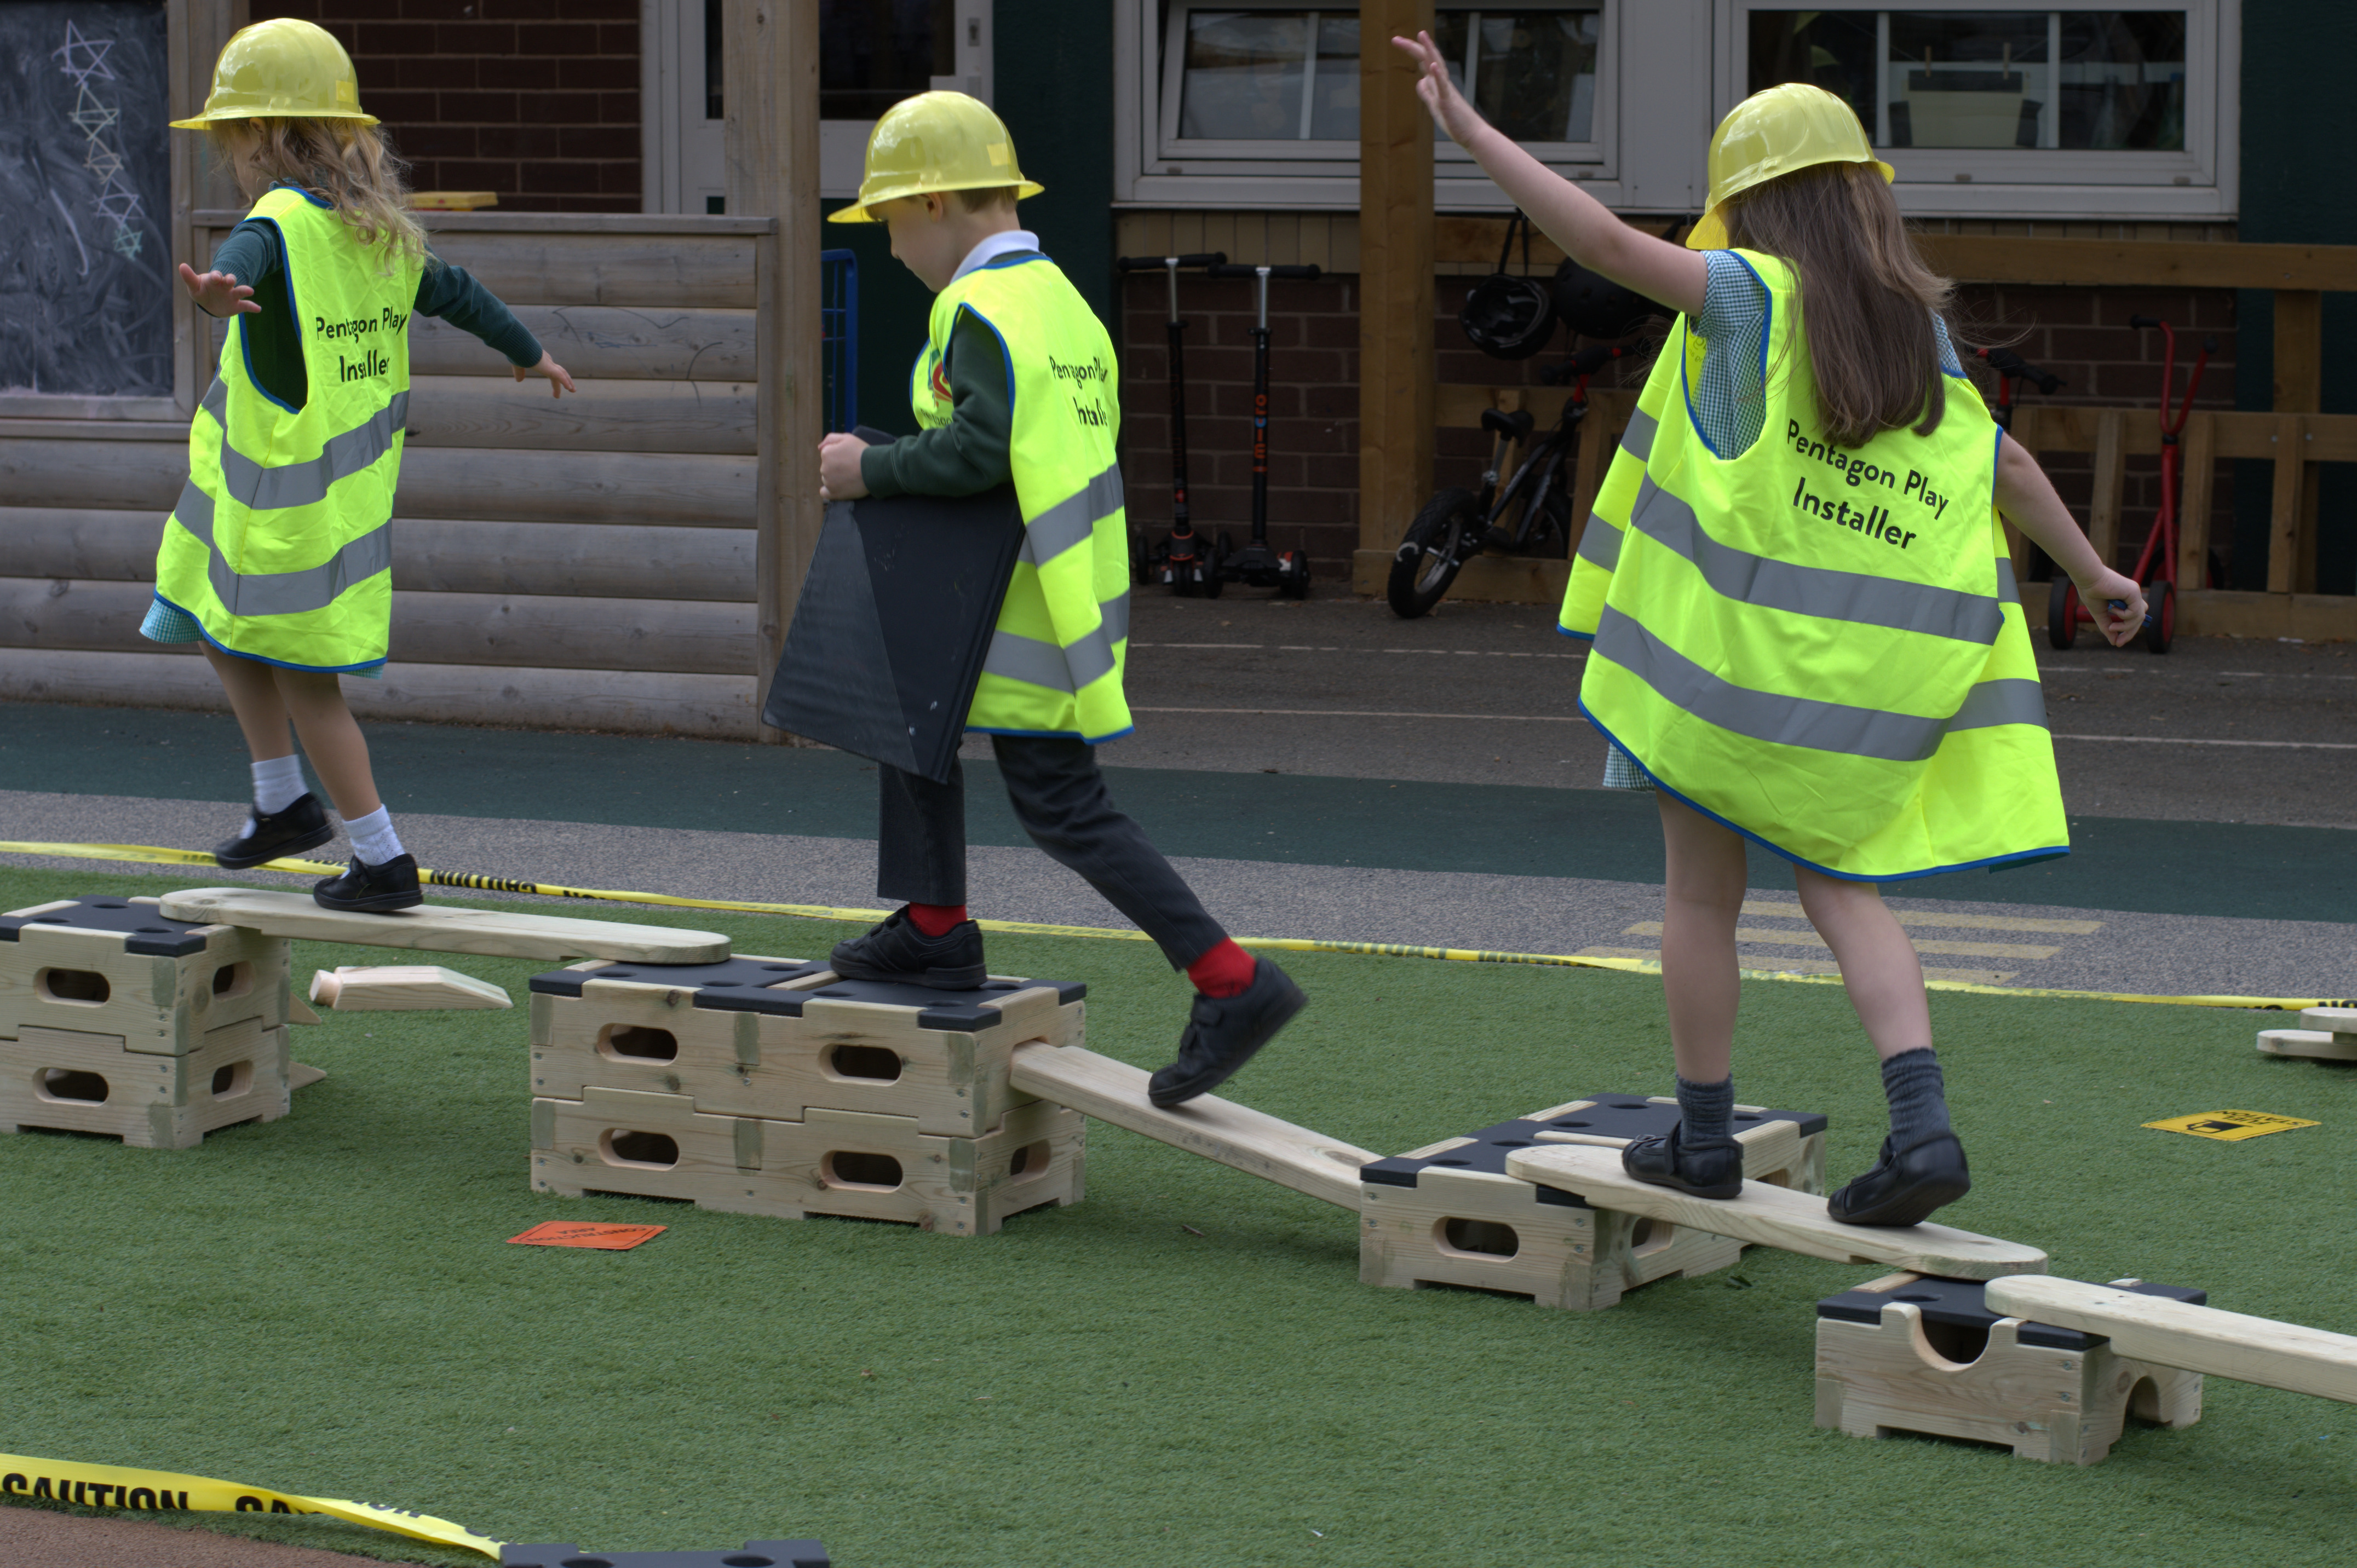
[1881,1047,1953,1144]
[1675,1075,1735,1146]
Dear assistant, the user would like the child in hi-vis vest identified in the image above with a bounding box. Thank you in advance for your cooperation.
[813,93,1307,1109]
[151,20,572,910]
[1400,42,2145,1226]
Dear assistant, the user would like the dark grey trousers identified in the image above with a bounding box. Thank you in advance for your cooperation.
[876,734,1227,970]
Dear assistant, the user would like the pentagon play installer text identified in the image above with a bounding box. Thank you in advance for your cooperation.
[812,92,1307,1108]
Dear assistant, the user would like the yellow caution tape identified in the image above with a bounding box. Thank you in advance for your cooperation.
[2,840,2347,1013]
[0,1451,502,1558]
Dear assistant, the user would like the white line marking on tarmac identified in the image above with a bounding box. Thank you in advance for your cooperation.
[1135,643,1583,659]
[2050,733,2357,750]
[1577,946,2019,986]
[1131,707,1585,722]
[1741,900,2103,935]
[1623,922,2063,961]
[2040,666,2356,682]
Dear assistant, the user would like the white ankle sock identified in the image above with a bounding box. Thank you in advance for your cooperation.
[344,806,405,867]
[251,754,307,816]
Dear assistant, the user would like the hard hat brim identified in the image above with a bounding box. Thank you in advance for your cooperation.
[829,177,1046,224]
[1685,158,1895,250]
[170,108,380,129]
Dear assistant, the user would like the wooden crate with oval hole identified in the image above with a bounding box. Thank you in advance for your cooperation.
[1814,1272,2205,1465]
[1,896,292,1056]
[529,1086,1084,1234]
[1356,1093,1826,1311]
[527,958,1083,1137]
[0,1016,292,1148]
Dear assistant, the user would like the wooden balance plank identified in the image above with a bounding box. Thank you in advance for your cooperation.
[1504,1143,2047,1281]
[1009,1042,1378,1211]
[2258,1029,2357,1061]
[1984,1276,2357,1403]
[156,888,727,965]
[311,965,514,1011]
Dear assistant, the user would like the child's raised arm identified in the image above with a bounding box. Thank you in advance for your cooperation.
[1392,31,1704,317]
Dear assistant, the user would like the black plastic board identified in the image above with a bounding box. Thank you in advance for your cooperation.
[0,895,211,957]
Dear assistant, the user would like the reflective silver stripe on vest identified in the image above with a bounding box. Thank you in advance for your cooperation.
[1020,462,1125,569]
[1577,517,1623,572]
[1595,606,2044,765]
[1619,406,1659,462]
[1626,474,2004,644]
[204,382,410,514]
[170,479,391,617]
[982,592,1130,693]
[1995,555,2020,605]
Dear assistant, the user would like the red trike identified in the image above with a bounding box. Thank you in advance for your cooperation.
[2047,315,2215,654]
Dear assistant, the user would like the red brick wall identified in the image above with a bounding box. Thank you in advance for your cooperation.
[1119,270,2240,583]
[254,1,641,214]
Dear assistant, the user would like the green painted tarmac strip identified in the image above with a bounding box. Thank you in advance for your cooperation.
[2,702,2348,924]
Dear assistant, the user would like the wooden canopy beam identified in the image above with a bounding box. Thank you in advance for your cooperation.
[1356,0,1435,560]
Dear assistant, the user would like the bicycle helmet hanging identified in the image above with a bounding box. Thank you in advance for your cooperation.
[1459,210,1556,360]
[1551,217,1682,341]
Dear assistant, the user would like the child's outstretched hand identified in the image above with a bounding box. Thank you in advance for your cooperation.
[179,263,258,318]
[2081,567,2148,646]
[514,352,577,398]
[1391,30,1486,148]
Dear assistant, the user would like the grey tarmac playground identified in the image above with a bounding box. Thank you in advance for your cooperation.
[3,592,2352,1003]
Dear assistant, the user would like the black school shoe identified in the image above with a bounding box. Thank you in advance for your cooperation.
[214,793,334,869]
[829,907,988,990]
[313,853,423,912]
[1827,1131,1972,1227]
[1147,959,1308,1108]
[1620,1124,1745,1200]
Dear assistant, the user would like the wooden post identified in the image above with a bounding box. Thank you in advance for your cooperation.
[729,0,823,743]
[2267,413,2309,596]
[2176,410,2215,591]
[2088,407,2125,572]
[1356,0,1436,575]
[174,0,245,412]
[2272,290,2324,593]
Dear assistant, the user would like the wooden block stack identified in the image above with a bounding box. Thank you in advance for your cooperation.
[527,956,1088,1233]
[1358,1093,1827,1310]
[2257,1006,2357,1060]
[0,896,294,1148]
[1815,1272,2205,1464]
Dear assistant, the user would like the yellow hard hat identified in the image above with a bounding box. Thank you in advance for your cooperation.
[827,91,1042,224]
[169,18,376,129]
[1686,83,1892,249]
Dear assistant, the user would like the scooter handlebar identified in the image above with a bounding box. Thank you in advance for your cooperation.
[1116,252,1228,271]
[1207,263,1323,280]
[1977,344,2066,396]
[2128,313,2163,330]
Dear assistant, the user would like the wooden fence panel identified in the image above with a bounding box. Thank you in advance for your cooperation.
[404,376,758,455]
[410,307,758,381]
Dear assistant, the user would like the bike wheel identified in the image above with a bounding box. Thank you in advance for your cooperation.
[1388,488,1480,619]
[2046,579,2079,651]
[1279,549,1312,599]
[2144,580,2175,654]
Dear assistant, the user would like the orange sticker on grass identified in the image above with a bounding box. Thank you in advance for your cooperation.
[507,1221,666,1250]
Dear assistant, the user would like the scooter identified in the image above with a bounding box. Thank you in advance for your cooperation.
[2048,316,2212,655]
[1206,261,1321,598]
[1114,250,1226,595]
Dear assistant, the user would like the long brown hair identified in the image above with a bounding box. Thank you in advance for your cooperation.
[1723,162,1954,448]
[209,117,429,274]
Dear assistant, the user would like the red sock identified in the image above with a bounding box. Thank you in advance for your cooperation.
[1187,938,1256,998]
[906,902,967,937]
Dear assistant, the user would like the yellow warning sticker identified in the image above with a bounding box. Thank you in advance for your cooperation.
[2144,1109,2320,1142]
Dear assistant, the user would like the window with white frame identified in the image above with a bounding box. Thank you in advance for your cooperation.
[642,0,993,214]
[1723,1,2235,218]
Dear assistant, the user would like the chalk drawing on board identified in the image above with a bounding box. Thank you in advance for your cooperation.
[0,0,172,397]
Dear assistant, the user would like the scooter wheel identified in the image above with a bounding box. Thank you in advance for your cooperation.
[1202,533,1229,599]
[2144,580,2175,654]
[1279,551,1312,599]
[2047,579,2080,651]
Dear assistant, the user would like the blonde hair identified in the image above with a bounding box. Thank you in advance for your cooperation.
[1723,162,1956,448]
[953,185,1020,214]
[210,117,429,273]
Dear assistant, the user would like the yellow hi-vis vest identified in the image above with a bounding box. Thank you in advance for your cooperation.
[1560,250,2065,880]
[910,252,1132,742]
[154,186,418,671]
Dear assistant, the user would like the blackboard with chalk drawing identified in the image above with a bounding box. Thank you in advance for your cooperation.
[0,0,174,399]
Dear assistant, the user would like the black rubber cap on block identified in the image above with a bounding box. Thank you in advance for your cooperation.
[0,896,211,957]
[1816,1275,2207,1351]
[526,960,1085,1030]
[499,1542,829,1568]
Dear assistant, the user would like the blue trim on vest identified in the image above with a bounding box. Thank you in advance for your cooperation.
[979,252,1048,270]
[1729,249,1771,383]
[1557,624,1594,641]
[268,181,335,209]
[1676,318,1724,461]
[150,589,387,675]
[965,722,1136,746]
[1579,697,2069,883]
[234,215,304,416]
[951,301,1019,413]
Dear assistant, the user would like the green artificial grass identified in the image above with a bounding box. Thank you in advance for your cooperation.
[1,863,2353,1566]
